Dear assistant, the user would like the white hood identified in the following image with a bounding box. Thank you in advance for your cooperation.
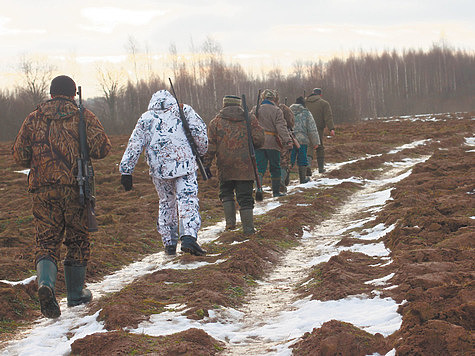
[148,90,177,111]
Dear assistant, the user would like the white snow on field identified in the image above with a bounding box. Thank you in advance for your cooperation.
[3,144,430,356]
[465,136,475,152]
[129,295,402,353]
[14,169,30,175]
[387,139,431,154]
[0,275,36,286]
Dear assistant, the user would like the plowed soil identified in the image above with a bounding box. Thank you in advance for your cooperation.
[0,112,473,355]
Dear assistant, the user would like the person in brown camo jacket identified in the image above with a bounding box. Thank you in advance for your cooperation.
[203,95,264,235]
[12,75,111,319]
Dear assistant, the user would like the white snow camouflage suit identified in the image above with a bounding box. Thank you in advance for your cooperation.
[119,90,208,247]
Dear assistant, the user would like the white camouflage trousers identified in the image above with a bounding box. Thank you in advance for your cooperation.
[152,173,201,247]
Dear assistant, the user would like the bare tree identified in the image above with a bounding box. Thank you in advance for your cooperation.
[96,64,124,125]
[18,56,55,107]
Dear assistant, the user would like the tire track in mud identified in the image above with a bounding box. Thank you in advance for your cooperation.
[1,140,431,356]
[213,156,430,355]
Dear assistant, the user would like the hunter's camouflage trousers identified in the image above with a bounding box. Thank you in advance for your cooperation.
[281,148,291,169]
[152,173,201,247]
[32,186,90,267]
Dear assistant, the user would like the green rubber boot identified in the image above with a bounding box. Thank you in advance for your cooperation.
[223,200,237,230]
[272,178,285,197]
[240,208,255,235]
[299,166,310,183]
[37,258,61,318]
[64,262,92,307]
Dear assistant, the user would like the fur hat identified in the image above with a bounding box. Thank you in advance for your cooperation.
[313,88,322,95]
[50,75,77,97]
[223,95,241,107]
[261,89,278,101]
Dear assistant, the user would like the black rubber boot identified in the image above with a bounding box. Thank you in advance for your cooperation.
[240,208,255,235]
[284,168,291,186]
[317,157,326,173]
[165,244,177,255]
[272,178,285,197]
[317,150,326,173]
[64,262,92,307]
[280,168,288,193]
[180,235,206,256]
[256,173,264,194]
[165,225,178,255]
[37,258,61,318]
[299,166,310,183]
[223,200,237,230]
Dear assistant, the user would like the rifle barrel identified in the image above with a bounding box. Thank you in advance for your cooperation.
[168,78,209,181]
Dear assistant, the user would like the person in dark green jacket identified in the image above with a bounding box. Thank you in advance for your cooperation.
[305,88,335,173]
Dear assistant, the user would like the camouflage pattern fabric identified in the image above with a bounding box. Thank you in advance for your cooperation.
[12,96,111,192]
[204,105,264,182]
[33,186,90,266]
[289,103,320,147]
[278,104,295,169]
[152,173,201,245]
[119,90,208,179]
[12,95,110,266]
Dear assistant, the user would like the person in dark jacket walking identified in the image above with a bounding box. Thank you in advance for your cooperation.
[204,95,264,234]
[12,75,111,318]
[305,88,335,173]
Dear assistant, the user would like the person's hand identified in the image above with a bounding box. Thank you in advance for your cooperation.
[329,129,335,137]
[121,175,133,191]
[313,144,319,150]
[204,167,213,179]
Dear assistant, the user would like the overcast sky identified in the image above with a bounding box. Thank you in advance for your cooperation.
[1,0,474,97]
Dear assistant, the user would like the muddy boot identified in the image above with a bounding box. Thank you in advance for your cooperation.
[223,200,236,230]
[316,149,326,173]
[37,258,61,318]
[165,244,177,255]
[317,157,326,173]
[256,173,264,194]
[239,208,255,235]
[280,168,288,193]
[299,166,310,183]
[306,157,313,176]
[64,261,92,307]
[284,167,291,186]
[180,235,206,256]
[272,178,285,197]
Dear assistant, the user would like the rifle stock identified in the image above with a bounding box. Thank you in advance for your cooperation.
[168,78,209,181]
[76,86,98,232]
[242,94,263,201]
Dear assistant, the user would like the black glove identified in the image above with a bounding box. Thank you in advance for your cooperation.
[204,167,213,179]
[121,175,133,191]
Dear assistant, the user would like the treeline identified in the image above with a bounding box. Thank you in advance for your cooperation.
[1,44,473,141]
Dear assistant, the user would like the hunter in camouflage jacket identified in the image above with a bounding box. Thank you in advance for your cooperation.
[12,95,111,192]
[204,105,264,182]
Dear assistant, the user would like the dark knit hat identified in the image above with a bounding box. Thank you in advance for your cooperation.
[313,88,322,95]
[223,95,241,107]
[296,96,305,106]
[50,75,77,97]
